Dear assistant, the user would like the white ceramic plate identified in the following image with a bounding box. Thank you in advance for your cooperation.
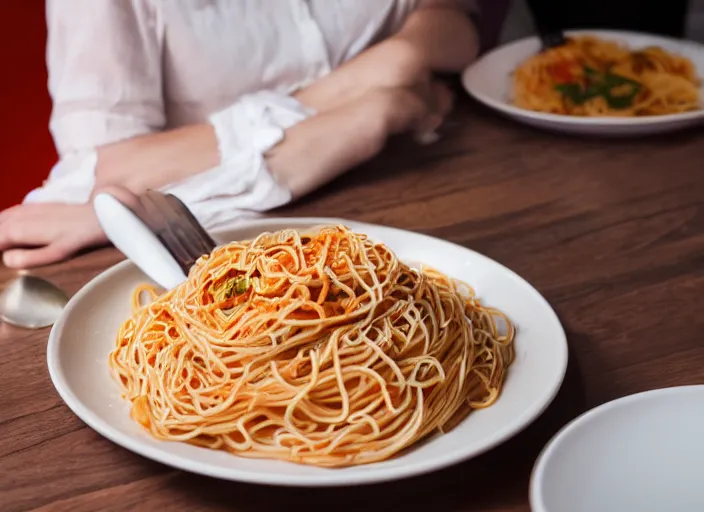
[47,218,568,486]
[530,385,704,512]
[462,30,704,136]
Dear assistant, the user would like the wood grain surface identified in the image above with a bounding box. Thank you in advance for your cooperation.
[1,98,703,511]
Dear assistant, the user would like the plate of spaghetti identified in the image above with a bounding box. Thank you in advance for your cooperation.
[463,30,704,135]
[47,218,567,486]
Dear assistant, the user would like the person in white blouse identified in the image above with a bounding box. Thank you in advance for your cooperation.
[0,0,480,269]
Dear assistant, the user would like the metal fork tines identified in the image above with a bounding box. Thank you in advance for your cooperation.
[136,190,217,275]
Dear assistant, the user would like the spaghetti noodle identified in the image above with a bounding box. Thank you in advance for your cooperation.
[109,226,515,467]
[513,35,700,116]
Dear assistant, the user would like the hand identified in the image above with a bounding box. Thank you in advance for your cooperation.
[0,203,107,268]
[268,81,454,198]
[294,37,433,113]
[371,80,454,139]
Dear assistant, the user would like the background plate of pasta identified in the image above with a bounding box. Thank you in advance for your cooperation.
[463,30,704,136]
[46,218,567,486]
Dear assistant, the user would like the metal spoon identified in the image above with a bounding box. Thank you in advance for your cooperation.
[0,274,70,329]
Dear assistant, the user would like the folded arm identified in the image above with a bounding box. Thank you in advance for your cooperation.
[96,3,479,196]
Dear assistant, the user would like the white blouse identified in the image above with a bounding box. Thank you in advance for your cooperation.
[29,0,434,228]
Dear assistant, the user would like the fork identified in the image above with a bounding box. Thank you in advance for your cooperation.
[138,190,216,273]
[93,187,216,289]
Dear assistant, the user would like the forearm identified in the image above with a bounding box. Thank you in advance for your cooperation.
[295,6,477,113]
[95,124,219,196]
[272,87,439,198]
[95,95,388,199]
[95,55,395,194]
[94,84,433,201]
[293,37,427,115]
[396,5,479,73]
[267,98,388,198]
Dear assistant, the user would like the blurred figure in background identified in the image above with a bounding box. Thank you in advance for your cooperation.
[0,0,481,269]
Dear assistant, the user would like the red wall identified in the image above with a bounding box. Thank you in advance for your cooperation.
[0,2,56,210]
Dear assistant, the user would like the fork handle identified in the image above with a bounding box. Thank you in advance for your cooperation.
[93,193,188,290]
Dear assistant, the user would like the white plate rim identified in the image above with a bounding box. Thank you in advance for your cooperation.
[47,217,569,486]
[463,28,704,126]
[529,384,704,511]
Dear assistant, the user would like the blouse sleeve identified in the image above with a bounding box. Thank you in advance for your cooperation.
[25,0,165,204]
[46,0,165,154]
[162,91,313,230]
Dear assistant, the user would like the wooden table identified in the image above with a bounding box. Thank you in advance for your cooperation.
[2,99,704,511]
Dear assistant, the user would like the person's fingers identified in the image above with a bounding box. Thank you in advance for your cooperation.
[430,80,454,118]
[411,86,446,143]
[0,217,52,251]
[411,80,455,145]
[2,243,75,269]
[413,114,444,144]
[0,205,23,226]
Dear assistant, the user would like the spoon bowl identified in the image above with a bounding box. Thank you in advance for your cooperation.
[0,274,70,329]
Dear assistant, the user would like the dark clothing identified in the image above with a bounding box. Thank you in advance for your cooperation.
[525,0,690,38]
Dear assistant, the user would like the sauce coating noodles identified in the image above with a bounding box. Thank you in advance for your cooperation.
[513,35,700,116]
[110,226,515,467]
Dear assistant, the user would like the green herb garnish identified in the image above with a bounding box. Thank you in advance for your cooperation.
[233,276,250,294]
[212,275,251,302]
[555,65,642,109]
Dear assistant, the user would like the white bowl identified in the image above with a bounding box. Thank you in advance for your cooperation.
[530,385,704,512]
[462,30,704,136]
